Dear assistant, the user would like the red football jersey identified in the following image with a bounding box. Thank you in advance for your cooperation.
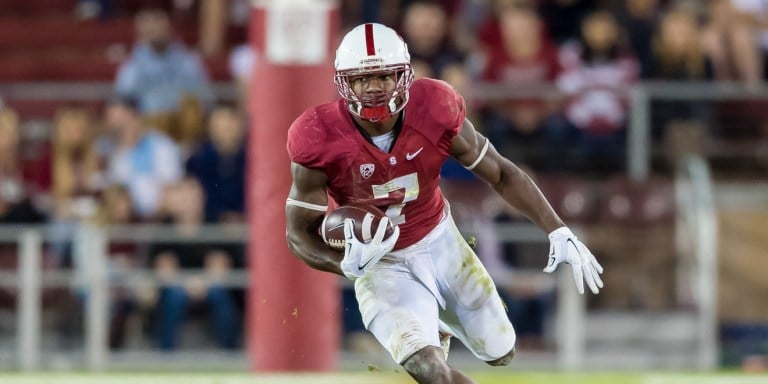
[287,78,466,249]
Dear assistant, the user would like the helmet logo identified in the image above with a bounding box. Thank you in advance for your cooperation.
[360,164,375,179]
[360,57,384,66]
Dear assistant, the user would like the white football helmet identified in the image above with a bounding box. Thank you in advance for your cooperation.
[334,23,414,122]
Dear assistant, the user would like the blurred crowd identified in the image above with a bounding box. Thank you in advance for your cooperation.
[0,4,248,352]
[0,0,766,362]
[343,0,768,174]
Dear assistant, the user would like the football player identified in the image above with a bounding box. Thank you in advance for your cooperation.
[285,23,603,384]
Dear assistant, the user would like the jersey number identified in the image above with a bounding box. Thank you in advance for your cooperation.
[371,172,419,225]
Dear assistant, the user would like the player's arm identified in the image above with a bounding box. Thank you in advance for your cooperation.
[285,162,343,276]
[450,117,564,232]
[451,118,604,294]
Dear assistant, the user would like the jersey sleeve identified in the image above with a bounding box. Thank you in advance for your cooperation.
[286,108,326,169]
[426,79,466,153]
[449,85,467,136]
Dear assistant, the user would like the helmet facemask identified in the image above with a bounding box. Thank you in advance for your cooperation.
[334,64,413,122]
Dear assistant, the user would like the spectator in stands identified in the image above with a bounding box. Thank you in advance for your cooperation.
[616,0,661,79]
[661,5,712,78]
[51,108,105,214]
[174,93,207,156]
[103,97,183,219]
[538,0,598,45]
[186,105,246,224]
[702,0,765,84]
[0,107,45,224]
[555,10,639,172]
[478,4,565,170]
[92,184,138,232]
[703,0,768,159]
[115,8,213,144]
[650,6,713,80]
[648,5,715,150]
[0,108,46,312]
[198,0,250,57]
[185,105,247,331]
[472,1,552,94]
[90,184,141,349]
[48,107,108,264]
[75,0,116,20]
[400,1,467,83]
[340,0,403,28]
[702,0,736,81]
[149,177,240,350]
[228,43,256,116]
[474,0,522,63]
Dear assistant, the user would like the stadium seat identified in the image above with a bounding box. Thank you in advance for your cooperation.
[0,0,77,16]
[536,175,600,225]
[597,176,675,228]
[0,3,229,84]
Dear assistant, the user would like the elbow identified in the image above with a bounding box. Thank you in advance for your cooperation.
[285,231,320,267]
[491,161,515,190]
[285,228,340,275]
[492,161,526,194]
[285,231,302,259]
[491,170,506,191]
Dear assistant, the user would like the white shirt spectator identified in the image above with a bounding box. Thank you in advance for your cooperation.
[556,42,639,133]
[108,131,182,217]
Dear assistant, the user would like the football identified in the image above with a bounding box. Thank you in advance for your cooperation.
[321,204,396,251]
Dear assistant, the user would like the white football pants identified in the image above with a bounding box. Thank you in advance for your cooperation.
[354,206,516,364]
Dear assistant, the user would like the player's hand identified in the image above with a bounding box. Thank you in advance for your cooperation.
[340,217,399,280]
[543,227,604,294]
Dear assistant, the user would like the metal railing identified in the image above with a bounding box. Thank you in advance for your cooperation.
[0,224,250,371]
[627,81,768,181]
[0,82,239,102]
[2,221,582,371]
[469,80,768,182]
[674,155,719,370]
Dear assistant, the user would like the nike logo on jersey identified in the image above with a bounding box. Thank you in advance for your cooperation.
[406,147,424,160]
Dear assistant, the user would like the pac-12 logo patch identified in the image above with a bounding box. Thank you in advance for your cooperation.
[360,164,375,179]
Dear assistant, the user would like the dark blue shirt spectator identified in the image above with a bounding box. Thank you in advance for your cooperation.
[186,106,246,223]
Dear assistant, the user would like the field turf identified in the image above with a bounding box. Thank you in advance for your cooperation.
[0,372,766,384]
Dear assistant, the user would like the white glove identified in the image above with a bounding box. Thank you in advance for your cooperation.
[340,217,399,280]
[543,227,604,294]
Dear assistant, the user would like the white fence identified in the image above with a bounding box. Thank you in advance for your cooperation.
[0,222,585,371]
[675,155,719,370]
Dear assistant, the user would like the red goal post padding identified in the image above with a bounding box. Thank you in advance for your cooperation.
[247,2,340,372]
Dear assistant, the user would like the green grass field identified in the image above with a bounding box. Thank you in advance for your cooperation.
[0,372,766,384]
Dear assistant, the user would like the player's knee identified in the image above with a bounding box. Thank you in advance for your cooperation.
[403,346,451,382]
[486,348,515,367]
